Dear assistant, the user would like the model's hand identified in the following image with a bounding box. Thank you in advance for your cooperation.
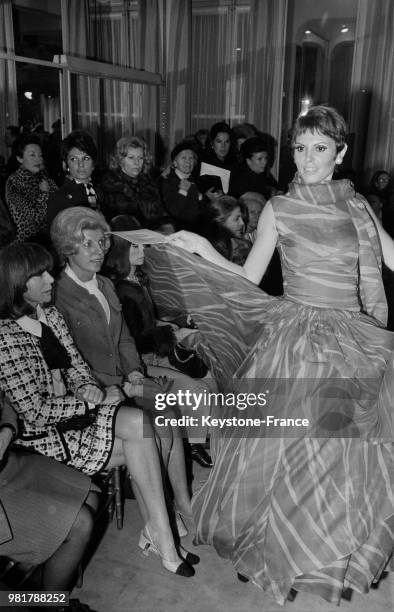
[77,384,104,404]
[0,428,13,460]
[169,230,209,255]
[102,385,124,405]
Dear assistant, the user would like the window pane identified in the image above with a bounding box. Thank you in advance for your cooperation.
[16,62,60,133]
[71,74,158,168]
[12,0,62,61]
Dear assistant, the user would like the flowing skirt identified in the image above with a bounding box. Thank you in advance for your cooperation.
[145,244,394,605]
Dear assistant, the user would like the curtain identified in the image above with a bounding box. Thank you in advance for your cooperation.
[190,5,249,132]
[64,0,160,166]
[161,0,192,154]
[191,9,230,131]
[350,0,394,179]
[63,0,90,57]
[0,0,18,159]
[246,0,288,159]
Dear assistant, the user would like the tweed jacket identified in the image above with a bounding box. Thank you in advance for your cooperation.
[0,307,95,462]
[0,393,18,545]
[54,271,142,387]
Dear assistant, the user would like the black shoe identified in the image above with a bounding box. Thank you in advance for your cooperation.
[237,573,249,583]
[190,444,213,468]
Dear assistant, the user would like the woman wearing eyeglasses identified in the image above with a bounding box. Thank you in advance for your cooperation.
[50,206,196,555]
[0,237,196,579]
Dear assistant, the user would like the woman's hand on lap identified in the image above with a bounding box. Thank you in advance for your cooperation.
[77,384,104,404]
[102,385,125,405]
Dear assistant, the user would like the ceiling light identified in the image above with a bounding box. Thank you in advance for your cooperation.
[341,26,349,33]
[305,29,311,34]
[24,91,33,100]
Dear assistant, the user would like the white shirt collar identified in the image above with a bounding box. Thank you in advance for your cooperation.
[17,305,47,337]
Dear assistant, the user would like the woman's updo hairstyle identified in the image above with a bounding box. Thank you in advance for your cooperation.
[50,206,110,265]
[61,130,98,163]
[110,136,151,173]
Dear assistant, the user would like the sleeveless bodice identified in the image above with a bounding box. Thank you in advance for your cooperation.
[272,181,360,310]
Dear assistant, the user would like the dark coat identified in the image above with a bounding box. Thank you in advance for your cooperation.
[229,166,271,199]
[160,169,207,229]
[46,176,104,228]
[114,278,175,356]
[100,168,165,225]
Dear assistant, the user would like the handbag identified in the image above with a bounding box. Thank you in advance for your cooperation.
[167,344,208,379]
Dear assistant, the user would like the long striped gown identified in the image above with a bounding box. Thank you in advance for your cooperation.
[145,179,394,605]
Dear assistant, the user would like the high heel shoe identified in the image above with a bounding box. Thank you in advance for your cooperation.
[138,529,195,577]
[178,544,200,565]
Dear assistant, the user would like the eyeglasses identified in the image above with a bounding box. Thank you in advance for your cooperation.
[80,235,111,252]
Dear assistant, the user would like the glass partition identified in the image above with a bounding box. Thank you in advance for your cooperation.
[71,73,159,169]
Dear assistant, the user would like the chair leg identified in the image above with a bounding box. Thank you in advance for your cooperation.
[106,473,115,522]
[113,466,123,530]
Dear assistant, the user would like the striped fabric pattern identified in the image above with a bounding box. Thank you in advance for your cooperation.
[144,179,394,604]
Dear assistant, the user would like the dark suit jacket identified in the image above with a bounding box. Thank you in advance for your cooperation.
[55,272,142,387]
[46,177,103,228]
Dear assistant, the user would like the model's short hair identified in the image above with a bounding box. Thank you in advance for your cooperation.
[50,206,110,264]
[61,130,98,163]
[0,242,53,319]
[14,134,42,159]
[291,105,347,153]
[110,136,151,172]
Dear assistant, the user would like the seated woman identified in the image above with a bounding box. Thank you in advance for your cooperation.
[0,392,96,611]
[0,242,196,578]
[229,136,281,199]
[46,130,103,228]
[365,170,393,225]
[201,122,238,172]
[102,231,213,468]
[6,134,57,242]
[50,207,200,532]
[199,195,250,265]
[100,136,165,226]
[160,141,213,230]
[239,191,266,236]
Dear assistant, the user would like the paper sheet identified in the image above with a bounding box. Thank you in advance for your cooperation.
[110,229,170,245]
